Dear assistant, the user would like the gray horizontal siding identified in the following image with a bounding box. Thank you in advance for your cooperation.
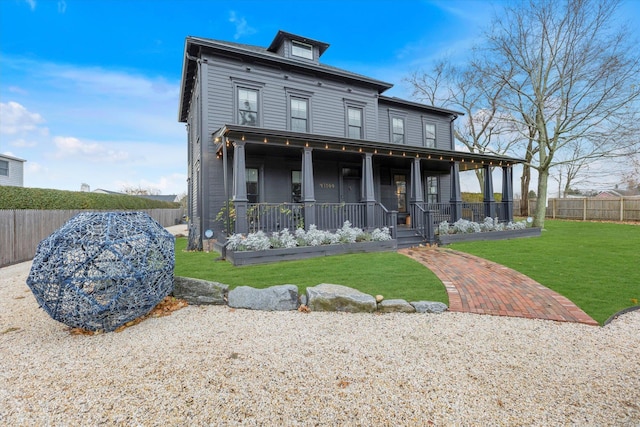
[204,53,379,140]
[378,102,453,149]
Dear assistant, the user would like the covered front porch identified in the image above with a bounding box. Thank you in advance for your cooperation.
[214,125,520,246]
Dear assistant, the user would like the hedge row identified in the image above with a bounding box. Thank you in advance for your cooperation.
[0,186,180,210]
[461,192,503,203]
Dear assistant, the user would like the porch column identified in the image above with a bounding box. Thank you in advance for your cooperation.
[361,152,376,228]
[410,158,424,230]
[450,161,462,222]
[302,147,316,230]
[501,165,514,222]
[410,158,424,203]
[483,164,496,219]
[232,140,248,234]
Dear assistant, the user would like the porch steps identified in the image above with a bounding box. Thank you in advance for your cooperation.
[395,227,426,249]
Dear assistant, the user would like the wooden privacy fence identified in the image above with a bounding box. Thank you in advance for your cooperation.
[0,209,184,268]
[514,198,640,222]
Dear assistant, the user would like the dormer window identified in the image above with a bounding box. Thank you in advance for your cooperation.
[291,40,313,60]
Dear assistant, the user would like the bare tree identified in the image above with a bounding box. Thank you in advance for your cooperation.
[480,0,640,227]
[407,60,517,191]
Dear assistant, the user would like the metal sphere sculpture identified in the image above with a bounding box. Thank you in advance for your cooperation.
[27,212,175,332]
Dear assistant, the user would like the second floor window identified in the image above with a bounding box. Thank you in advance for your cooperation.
[347,107,363,139]
[424,123,436,147]
[392,117,405,144]
[290,98,308,132]
[238,88,258,126]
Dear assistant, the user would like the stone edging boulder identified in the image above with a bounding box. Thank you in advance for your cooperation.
[172,276,448,314]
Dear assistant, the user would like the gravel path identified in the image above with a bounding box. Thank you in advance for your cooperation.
[1,260,639,426]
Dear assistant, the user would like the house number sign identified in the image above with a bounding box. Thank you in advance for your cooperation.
[319,183,335,189]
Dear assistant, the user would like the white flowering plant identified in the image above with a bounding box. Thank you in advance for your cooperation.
[437,217,527,235]
[227,221,392,251]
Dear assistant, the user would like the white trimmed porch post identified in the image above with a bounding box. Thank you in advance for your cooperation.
[302,147,316,230]
[361,152,376,229]
[483,164,496,219]
[450,161,462,222]
[232,140,248,234]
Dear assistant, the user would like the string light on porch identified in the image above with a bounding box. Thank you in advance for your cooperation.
[263,138,268,143]
[342,146,346,151]
[325,143,329,149]
[241,135,245,141]
[285,140,290,145]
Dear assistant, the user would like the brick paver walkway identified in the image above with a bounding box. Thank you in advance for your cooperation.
[400,247,599,326]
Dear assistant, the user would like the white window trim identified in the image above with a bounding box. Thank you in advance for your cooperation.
[285,87,313,133]
[0,160,8,176]
[422,118,437,148]
[344,99,367,139]
[389,109,408,145]
[231,78,265,127]
[291,40,313,60]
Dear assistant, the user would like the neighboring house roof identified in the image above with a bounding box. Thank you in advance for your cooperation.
[138,194,179,203]
[93,189,179,202]
[93,189,126,195]
[179,32,395,122]
[596,189,640,198]
[0,153,27,163]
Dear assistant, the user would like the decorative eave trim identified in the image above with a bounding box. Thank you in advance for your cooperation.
[213,125,524,168]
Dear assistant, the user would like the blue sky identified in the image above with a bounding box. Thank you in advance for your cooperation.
[1,0,639,196]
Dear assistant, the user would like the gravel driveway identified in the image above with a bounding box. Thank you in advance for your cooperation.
[1,255,638,425]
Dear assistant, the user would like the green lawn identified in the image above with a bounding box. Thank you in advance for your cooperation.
[174,238,448,303]
[174,220,639,325]
[448,220,640,324]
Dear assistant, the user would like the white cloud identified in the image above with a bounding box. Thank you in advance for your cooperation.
[229,11,256,40]
[58,0,66,13]
[24,0,36,11]
[53,136,129,162]
[0,57,188,195]
[0,101,45,135]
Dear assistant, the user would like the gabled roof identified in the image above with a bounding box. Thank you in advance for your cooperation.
[0,153,26,163]
[378,95,464,117]
[179,34,394,122]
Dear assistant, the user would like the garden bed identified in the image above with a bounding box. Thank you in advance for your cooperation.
[437,227,541,245]
[225,240,397,266]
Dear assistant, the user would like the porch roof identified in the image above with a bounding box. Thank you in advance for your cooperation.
[213,125,524,169]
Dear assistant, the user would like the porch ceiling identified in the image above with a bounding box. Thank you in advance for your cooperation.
[214,125,523,170]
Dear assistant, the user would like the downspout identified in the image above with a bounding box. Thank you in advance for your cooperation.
[222,135,229,236]
[192,51,205,250]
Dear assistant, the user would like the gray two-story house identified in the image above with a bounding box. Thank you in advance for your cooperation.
[179,30,519,250]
